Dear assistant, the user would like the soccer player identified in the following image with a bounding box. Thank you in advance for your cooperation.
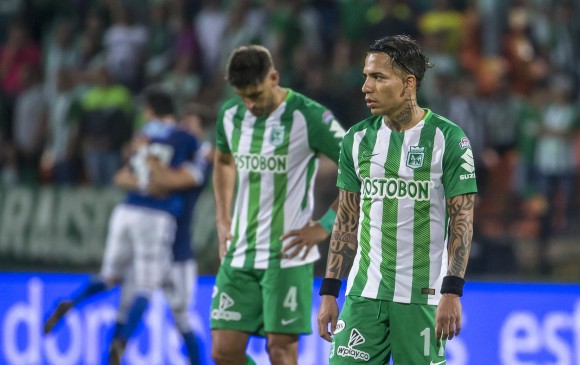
[108,102,214,364]
[211,45,345,365]
[317,35,477,364]
[43,88,207,364]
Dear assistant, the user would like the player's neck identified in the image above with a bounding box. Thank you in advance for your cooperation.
[152,115,176,125]
[272,86,288,111]
[383,106,424,132]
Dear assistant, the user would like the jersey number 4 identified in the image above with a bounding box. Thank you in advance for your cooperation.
[283,286,298,312]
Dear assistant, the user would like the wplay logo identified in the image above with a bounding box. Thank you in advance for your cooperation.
[336,329,370,361]
[211,293,241,321]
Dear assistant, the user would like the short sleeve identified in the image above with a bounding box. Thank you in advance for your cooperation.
[215,106,231,154]
[336,130,360,192]
[307,109,345,163]
[442,131,478,198]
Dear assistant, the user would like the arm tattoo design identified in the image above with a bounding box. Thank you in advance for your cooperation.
[326,189,360,279]
[447,193,475,278]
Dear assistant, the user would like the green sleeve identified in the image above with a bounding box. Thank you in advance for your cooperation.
[306,108,345,163]
[215,105,231,154]
[442,128,478,198]
[336,130,360,192]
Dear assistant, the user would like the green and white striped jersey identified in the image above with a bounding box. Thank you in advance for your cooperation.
[216,89,345,270]
[337,109,477,305]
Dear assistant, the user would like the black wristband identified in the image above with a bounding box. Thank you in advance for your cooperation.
[319,278,342,297]
[440,275,465,297]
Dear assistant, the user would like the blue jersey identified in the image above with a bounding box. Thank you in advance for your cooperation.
[125,121,200,217]
[172,141,212,261]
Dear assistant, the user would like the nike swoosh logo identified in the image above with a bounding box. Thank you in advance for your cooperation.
[281,318,299,326]
[430,361,446,365]
[362,152,379,158]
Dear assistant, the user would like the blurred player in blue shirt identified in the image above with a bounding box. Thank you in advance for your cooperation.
[44,88,211,365]
[110,102,213,365]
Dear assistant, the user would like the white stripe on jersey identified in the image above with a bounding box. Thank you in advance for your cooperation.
[281,109,318,268]
[393,124,422,303]
[230,110,257,268]
[254,106,287,268]
[428,128,447,305]
[361,124,389,298]
[346,129,366,295]
[223,106,237,148]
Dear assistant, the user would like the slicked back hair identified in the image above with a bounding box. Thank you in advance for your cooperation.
[226,45,274,89]
[369,35,433,90]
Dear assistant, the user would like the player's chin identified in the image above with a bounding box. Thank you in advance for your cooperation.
[250,108,266,117]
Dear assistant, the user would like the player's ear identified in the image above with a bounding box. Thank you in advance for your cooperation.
[270,70,280,86]
[404,75,416,94]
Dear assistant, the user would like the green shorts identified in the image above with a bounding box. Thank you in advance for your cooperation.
[210,264,313,336]
[329,295,446,364]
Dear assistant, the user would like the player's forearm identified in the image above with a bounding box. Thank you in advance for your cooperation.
[446,193,476,278]
[324,189,360,279]
[213,153,236,223]
[150,166,197,191]
[114,167,139,191]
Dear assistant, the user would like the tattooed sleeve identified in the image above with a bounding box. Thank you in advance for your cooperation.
[446,193,475,278]
[325,189,360,279]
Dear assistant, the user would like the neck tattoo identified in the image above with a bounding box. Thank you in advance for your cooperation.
[387,96,417,132]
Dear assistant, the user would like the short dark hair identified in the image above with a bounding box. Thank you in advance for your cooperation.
[369,35,433,90]
[226,45,274,88]
[143,86,175,116]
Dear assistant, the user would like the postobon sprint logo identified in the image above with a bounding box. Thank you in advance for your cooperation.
[361,177,433,201]
[337,329,370,361]
[211,293,241,321]
[234,153,288,173]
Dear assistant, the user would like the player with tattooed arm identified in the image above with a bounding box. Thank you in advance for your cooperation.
[317,35,477,364]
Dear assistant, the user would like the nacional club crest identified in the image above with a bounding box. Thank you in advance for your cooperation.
[406,146,425,169]
[269,125,285,146]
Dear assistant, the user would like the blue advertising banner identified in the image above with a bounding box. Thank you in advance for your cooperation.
[0,273,578,365]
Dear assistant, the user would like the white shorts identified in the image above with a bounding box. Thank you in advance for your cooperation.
[162,260,197,311]
[100,204,175,291]
[119,260,197,313]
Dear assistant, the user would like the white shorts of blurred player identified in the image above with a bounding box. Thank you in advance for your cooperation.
[100,204,176,292]
[119,260,198,332]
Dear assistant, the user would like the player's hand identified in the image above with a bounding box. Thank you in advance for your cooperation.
[147,158,170,197]
[216,220,233,261]
[436,293,462,342]
[318,295,339,342]
[280,220,329,260]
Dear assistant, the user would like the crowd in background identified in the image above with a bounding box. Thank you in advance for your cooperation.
[0,0,579,279]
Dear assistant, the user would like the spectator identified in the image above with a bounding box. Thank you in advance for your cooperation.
[78,65,134,186]
[43,18,78,100]
[0,20,41,139]
[42,68,82,185]
[534,74,579,273]
[103,5,148,93]
[145,2,171,82]
[194,0,227,81]
[161,54,202,116]
[12,66,47,184]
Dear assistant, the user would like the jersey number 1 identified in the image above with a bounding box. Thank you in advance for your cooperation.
[420,328,445,357]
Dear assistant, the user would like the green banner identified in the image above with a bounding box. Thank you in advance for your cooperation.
[0,187,123,265]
